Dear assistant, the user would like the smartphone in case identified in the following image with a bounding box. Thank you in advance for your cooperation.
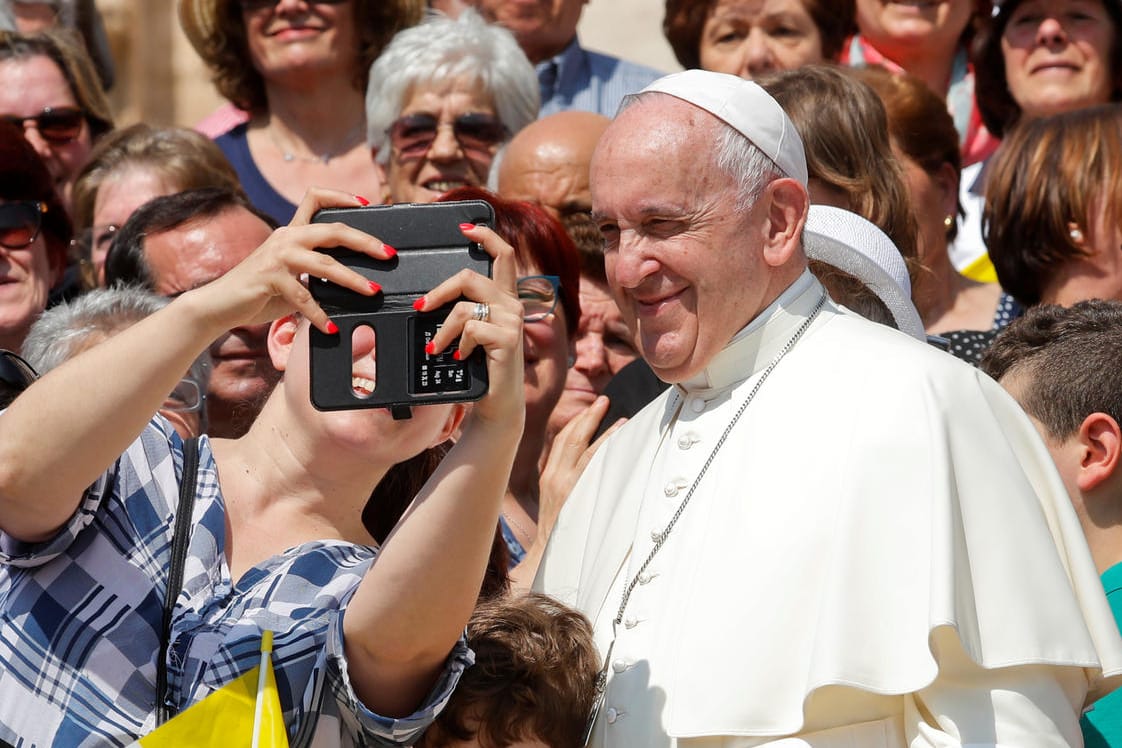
[308,200,494,412]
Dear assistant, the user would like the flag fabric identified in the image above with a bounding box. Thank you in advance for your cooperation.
[131,631,289,747]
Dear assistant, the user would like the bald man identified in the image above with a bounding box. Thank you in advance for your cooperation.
[496,111,639,444]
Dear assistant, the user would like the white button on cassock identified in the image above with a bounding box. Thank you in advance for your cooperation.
[689,397,706,413]
[612,659,628,673]
[606,707,618,724]
[663,479,686,497]
[624,616,638,629]
[677,432,698,449]
[638,572,652,584]
[650,528,662,542]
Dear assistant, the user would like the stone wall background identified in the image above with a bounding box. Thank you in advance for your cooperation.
[97,0,681,129]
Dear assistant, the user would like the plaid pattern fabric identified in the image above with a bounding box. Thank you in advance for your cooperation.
[0,419,469,747]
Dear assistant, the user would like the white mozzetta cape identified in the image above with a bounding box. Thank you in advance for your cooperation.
[536,273,1122,747]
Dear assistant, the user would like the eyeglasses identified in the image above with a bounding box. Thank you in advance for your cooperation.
[0,106,85,145]
[237,0,348,12]
[388,112,509,160]
[72,223,121,261]
[0,349,37,408]
[163,377,205,413]
[517,275,561,322]
[0,201,47,250]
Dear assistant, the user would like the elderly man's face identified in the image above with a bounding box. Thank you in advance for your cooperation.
[591,97,780,383]
[474,0,588,62]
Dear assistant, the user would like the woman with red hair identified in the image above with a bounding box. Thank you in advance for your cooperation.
[438,186,580,569]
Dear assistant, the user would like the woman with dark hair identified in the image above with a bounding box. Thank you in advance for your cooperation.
[0,28,113,205]
[984,104,1122,309]
[0,120,72,353]
[953,0,1121,282]
[662,0,854,79]
[855,65,1005,351]
[438,186,579,571]
[178,0,423,223]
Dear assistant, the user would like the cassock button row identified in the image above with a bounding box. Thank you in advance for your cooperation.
[606,707,619,724]
[612,660,628,673]
[689,397,706,413]
[663,479,686,497]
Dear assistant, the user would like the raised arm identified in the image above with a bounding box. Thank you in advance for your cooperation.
[341,223,527,716]
[0,190,390,542]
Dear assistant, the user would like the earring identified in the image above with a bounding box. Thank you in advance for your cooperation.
[1070,227,1084,242]
[943,215,954,229]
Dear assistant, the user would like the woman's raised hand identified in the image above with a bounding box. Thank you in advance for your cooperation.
[187,189,394,335]
[415,222,525,428]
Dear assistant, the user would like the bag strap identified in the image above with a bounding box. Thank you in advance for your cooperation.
[156,436,200,725]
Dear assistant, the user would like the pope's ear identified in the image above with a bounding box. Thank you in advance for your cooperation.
[761,178,808,268]
[267,314,301,373]
[1076,412,1122,493]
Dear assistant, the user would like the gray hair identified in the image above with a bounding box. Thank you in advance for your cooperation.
[617,91,783,211]
[365,8,539,164]
[22,286,211,393]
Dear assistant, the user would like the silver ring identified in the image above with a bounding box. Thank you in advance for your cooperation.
[471,302,490,323]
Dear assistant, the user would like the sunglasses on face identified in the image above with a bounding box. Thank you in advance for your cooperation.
[0,201,47,250]
[388,112,509,161]
[517,275,561,322]
[237,0,348,12]
[0,106,85,145]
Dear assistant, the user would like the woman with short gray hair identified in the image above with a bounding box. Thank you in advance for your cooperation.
[366,9,538,204]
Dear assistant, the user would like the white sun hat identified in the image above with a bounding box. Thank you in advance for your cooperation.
[803,204,926,341]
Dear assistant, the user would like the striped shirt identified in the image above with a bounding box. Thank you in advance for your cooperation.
[0,418,469,747]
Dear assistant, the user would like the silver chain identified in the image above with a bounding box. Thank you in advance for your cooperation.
[583,292,826,744]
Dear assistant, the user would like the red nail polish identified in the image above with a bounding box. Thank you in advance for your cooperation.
[382,244,397,258]
[452,349,462,361]
[413,296,426,311]
[354,195,370,206]
[425,341,436,355]
[459,222,475,231]
[325,320,339,334]
[369,281,382,293]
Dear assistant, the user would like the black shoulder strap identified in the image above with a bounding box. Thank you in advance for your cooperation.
[156,436,200,725]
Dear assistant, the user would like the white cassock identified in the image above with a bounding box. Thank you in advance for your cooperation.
[535,271,1122,748]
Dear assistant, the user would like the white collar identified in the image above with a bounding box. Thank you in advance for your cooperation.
[677,270,825,394]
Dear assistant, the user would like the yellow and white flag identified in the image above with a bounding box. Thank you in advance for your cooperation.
[131,630,289,747]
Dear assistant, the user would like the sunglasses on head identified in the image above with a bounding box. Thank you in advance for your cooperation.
[388,112,509,160]
[237,0,348,11]
[0,349,37,408]
[0,201,47,250]
[0,106,85,145]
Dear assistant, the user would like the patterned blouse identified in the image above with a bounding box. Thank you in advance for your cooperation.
[0,418,469,747]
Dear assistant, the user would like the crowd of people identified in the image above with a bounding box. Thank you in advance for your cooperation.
[2,0,1122,746]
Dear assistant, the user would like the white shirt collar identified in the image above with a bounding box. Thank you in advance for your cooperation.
[677,270,825,394]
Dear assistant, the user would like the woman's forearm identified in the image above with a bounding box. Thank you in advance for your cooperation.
[0,291,228,541]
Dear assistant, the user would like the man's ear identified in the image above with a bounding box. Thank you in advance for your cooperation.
[267,314,301,373]
[761,177,808,268]
[1076,412,1122,492]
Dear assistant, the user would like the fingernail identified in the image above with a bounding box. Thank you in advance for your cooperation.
[355,195,370,206]
[413,296,426,311]
[452,349,462,361]
[459,222,475,231]
[425,341,436,355]
[382,244,397,258]
[325,320,339,334]
[369,281,382,293]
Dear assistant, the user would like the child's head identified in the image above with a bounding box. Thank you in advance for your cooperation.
[418,592,600,748]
